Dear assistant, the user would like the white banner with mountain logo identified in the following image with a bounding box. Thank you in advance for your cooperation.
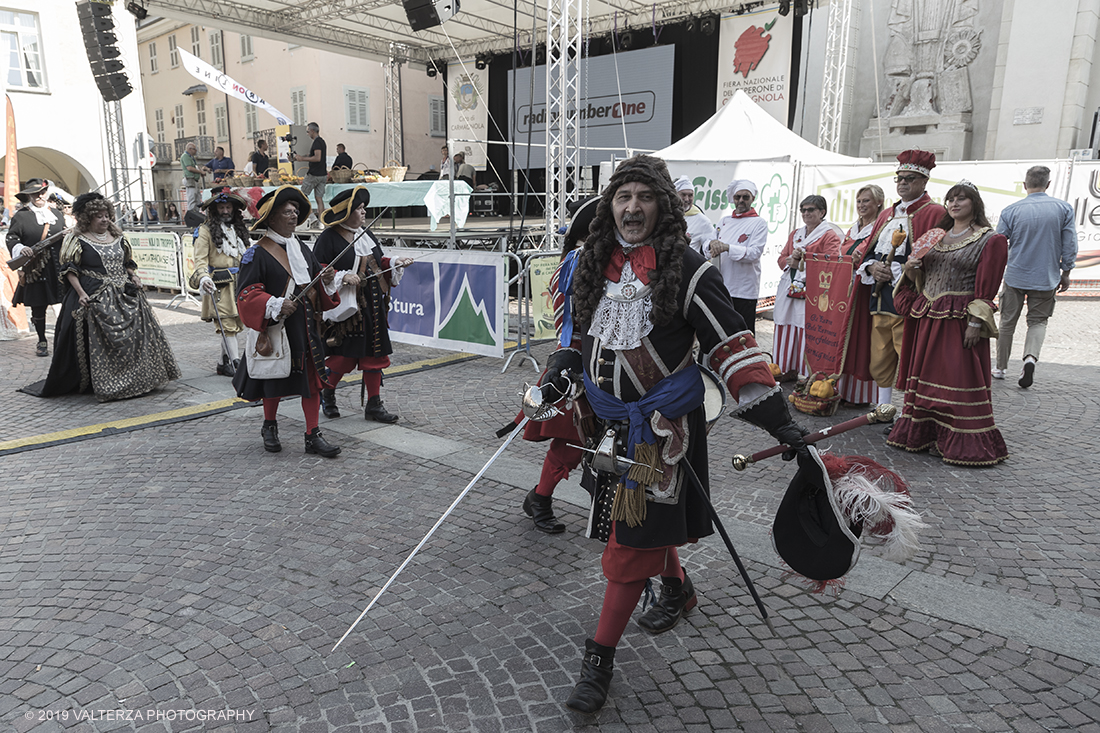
[385,249,504,357]
[447,62,488,169]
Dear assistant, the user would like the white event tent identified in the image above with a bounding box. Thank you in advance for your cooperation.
[657,90,870,166]
[652,91,871,299]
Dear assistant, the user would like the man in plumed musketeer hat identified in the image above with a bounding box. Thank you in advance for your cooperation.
[232,185,342,457]
[190,186,250,377]
[313,185,413,423]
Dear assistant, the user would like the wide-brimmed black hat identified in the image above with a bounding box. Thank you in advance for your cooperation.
[320,186,370,227]
[771,447,861,584]
[563,195,599,252]
[16,178,49,203]
[251,185,311,231]
[200,186,249,211]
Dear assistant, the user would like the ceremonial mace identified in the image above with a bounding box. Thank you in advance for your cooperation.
[731,404,897,471]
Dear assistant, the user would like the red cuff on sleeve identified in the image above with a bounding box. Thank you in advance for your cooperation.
[707,331,777,402]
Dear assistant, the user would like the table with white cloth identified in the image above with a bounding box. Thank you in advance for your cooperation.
[204,180,472,230]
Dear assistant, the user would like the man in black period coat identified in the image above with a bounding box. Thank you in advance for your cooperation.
[233,185,342,457]
[8,179,65,356]
[554,155,812,713]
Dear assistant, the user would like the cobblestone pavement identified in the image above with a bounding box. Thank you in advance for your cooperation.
[1,295,1099,732]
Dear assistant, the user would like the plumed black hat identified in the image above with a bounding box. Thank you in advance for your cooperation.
[771,447,861,584]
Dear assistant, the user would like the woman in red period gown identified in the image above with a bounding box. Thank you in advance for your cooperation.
[888,181,1008,466]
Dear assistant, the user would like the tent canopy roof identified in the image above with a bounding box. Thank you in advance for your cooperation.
[656,90,870,166]
[140,0,744,65]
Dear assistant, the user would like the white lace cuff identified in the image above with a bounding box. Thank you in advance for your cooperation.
[265,296,285,321]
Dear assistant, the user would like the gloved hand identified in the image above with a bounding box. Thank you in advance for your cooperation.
[539,348,582,404]
[539,369,572,404]
[739,390,815,476]
[199,276,216,295]
[771,420,817,478]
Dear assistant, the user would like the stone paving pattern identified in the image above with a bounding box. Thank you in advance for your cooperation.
[1,294,1098,732]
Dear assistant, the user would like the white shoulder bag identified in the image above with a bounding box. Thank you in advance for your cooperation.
[245,281,292,379]
[323,255,362,323]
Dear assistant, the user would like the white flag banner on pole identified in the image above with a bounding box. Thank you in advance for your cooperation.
[178,48,291,124]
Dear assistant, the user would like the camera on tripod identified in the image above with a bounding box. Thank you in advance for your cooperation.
[280,133,297,145]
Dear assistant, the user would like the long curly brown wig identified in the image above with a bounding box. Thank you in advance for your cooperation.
[572,155,687,327]
[204,203,249,252]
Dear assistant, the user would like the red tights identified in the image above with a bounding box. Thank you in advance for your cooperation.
[593,547,684,648]
[326,356,388,399]
[535,438,584,497]
[263,394,320,433]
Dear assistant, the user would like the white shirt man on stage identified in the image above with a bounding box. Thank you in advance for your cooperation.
[704,179,767,333]
[674,176,716,254]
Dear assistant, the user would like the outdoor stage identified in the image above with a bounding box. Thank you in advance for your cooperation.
[366,214,549,251]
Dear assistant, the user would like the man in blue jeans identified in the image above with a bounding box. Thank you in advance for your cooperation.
[994,165,1077,388]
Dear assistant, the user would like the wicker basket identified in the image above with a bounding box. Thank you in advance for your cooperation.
[330,166,354,184]
[380,159,407,182]
[790,372,841,417]
[791,391,841,417]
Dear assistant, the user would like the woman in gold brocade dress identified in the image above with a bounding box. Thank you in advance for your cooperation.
[24,193,181,401]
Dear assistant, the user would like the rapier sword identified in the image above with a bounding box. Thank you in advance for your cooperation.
[331,386,560,652]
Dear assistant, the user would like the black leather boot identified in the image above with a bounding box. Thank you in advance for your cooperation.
[261,421,281,453]
[216,353,236,377]
[565,639,615,713]
[321,388,340,418]
[523,487,565,534]
[304,427,341,457]
[637,573,697,634]
[364,395,398,423]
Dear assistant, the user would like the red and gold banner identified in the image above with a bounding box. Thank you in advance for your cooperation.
[803,253,856,376]
[4,94,17,216]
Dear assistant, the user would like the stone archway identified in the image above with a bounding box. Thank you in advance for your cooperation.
[1,146,99,197]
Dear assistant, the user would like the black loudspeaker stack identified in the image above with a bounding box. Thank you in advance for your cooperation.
[76,1,133,102]
[402,0,460,32]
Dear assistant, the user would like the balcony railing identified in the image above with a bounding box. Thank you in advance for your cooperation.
[174,135,216,160]
[151,142,173,165]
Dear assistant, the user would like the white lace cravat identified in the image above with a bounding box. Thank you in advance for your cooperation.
[587,259,654,351]
[30,204,58,227]
[218,223,246,260]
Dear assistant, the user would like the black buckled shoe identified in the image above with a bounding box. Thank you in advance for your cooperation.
[35,341,49,357]
[216,354,236,377]
[523,487,566,534]
[637,573,697,634]
[364,395,398,423]
[321,388,341,418]
[261,421,281,453]
[565,639,615,713]
[304,427,341,457]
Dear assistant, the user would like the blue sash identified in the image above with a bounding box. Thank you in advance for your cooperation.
[582,365,706,489]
